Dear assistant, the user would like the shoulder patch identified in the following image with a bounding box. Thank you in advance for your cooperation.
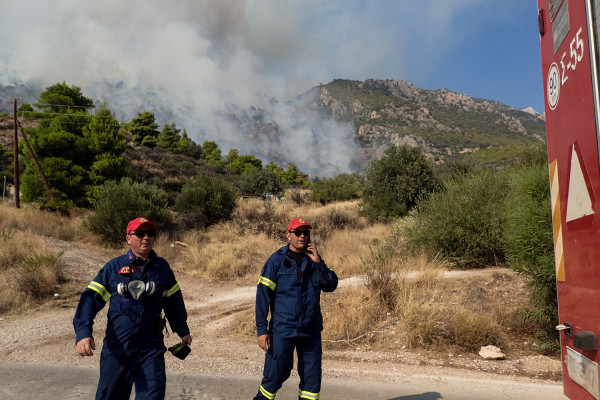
[119,266,132,275]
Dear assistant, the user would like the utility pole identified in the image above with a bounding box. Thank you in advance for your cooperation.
[13,99,19,208]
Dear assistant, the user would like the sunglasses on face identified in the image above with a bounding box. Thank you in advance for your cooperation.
[290,229,310,237]
[129,230,156,238]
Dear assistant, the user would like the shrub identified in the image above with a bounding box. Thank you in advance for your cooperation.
[241,169,282,195]
[403,167,508,268]
[174,172,238,228]
[15,252,64,298]
[87,177,172,246]
[360,145,437,222]
[233,199,283,238]
[310,172,364,204]
[287,189,310,205]
[502,163,557,329]
[363,246,399,312]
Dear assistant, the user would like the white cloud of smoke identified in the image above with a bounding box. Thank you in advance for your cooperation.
[0,0,493,177]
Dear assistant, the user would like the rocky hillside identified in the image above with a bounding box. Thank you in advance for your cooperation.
[309,79,546,162]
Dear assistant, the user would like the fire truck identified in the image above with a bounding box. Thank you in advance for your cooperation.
[538,0,600,398]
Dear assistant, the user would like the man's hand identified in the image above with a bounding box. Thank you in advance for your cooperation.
[76,337,95,357]
[181,334,192,346]
[257,334,270,353]
[305,242,321,263]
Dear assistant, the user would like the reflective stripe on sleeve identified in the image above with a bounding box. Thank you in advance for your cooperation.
[257,276,276,291]
[299,390,319,399]
[87,281,111,302]
[163,282,181,297]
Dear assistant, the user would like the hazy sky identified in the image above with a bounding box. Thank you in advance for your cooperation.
[0,0,544,175]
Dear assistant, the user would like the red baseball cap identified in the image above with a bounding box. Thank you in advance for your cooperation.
[287,217,312,232]
[126,217,157,234]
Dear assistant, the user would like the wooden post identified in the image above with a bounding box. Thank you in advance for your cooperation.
[16,120,52,198]
[13,99,20,208]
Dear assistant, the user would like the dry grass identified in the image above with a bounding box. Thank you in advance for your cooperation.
[0,202,94,242]
[178,222,283,284]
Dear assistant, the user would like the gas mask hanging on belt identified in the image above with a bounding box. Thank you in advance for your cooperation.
[117,280,156,299]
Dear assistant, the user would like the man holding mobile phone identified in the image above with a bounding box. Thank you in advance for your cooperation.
[254,217,338,400]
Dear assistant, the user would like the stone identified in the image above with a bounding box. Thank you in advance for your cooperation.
[479,345,506,360]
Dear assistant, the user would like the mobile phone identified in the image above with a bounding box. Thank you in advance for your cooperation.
[306,238,312,254]
[169,343,191,360]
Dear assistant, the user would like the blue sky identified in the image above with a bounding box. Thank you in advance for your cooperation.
[0,1,545,176]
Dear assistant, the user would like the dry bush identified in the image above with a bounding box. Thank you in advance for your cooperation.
[0,229,47,269]
[179,222,283,284]
[306,202,368,241]
[285,188,312,205]
[15,252,64,299]
[447,309,506,351]
[401,296,506,352]
[233,198,287,239]
[364,246,399,312]
[321,286,381,348]
[0,228,64,314]
[395,268,513,352]
[320,223,389,276]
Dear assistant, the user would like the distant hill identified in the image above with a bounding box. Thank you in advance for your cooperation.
[0,79,546,173]
[217,79,546,172]
[309,79,546,162]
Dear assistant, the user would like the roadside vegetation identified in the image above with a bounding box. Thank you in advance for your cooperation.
[0,82,557,357]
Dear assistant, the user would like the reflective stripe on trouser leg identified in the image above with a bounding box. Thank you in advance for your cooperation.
[254,335,295,399]
[259,385,277,399]
[297,335,322,399]
[299,389,320,399]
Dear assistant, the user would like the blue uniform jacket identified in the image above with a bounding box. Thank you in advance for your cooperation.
[256,244,338,338]
[73,249,190,355]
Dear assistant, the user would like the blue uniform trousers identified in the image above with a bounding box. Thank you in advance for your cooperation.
[96,348,166,400]
[254,334,322,400]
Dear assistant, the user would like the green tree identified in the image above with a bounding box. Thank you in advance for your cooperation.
[87,177,171,246]
[157,123,181,150]
[174,129,202,158]
[225,149,262,175]
[360,145,437,222]
[280,163,310,186]
[84,104,126,154]
[200,140,225,171]
[241,168,282,195]
[36,82,94,113]
[127,111,159,146]
[21,86,93,209]
[20,84,128,210]
[0,145,13,183]
[83,104,127,200]
[174,172,237,227]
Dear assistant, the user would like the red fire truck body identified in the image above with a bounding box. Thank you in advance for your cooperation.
[538,0,600,398]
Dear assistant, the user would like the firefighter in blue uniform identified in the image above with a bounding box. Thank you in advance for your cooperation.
[253,217,338,400]
[73,217,192,400]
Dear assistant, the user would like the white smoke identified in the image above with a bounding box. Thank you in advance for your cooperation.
[0,0,511,177]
